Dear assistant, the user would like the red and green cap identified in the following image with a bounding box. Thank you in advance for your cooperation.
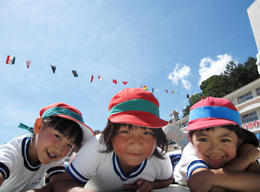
[188,97,241,131]
[107,88,168,128]
[40,102,94,142]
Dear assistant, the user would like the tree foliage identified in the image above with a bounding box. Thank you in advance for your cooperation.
[182,57,260,117]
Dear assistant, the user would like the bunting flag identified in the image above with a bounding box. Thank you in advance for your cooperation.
[112,79,117,84]
[51,65,56,73]
[6,55,15,64]
[72,70,78,77]
[201,96,204,100]
[26,60,31,69]
[1,53,191,95]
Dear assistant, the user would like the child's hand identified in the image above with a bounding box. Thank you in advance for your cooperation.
[123,178,153,192]
[238,143,260,163]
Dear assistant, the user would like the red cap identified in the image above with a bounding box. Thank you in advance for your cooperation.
[107,88,168,128]
[188,97,241,131]
[40,102,94,142]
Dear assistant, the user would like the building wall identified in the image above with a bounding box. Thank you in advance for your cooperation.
[247,0,260,52]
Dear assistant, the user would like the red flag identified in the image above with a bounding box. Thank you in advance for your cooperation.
[201,96,204,100]
[122,81,128,85]
[26,60,31,69]
[165,89,168,93]
[90,75,94,83]
[112,79,117,84]
[98,76,102,81]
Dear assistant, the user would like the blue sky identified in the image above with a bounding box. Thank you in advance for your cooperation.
[0,0,257,144]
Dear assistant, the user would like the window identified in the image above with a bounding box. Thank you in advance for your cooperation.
[181,121,188,128]
[238,92,253,104]
[256,88,260,96]
[242,111,258,124]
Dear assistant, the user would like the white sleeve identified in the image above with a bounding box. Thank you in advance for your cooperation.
[67,135,101,185]
[46,158,66,178]
[173,143,200,185]
[0,142,20,180]
[155,152,174,180]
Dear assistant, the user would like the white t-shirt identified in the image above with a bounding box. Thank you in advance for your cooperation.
[68,134,173,191]
[173,142,209,185]
[0,135,65,192]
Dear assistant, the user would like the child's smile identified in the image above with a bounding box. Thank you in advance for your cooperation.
[31,126,75,165]
[191,126,239,169]
[112,125,156,175]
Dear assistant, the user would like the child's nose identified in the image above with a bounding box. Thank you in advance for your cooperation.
[130,136,143,147]
[54,143,65,155]
[209,141,219,151]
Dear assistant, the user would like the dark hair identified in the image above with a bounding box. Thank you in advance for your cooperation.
[100,120,168,159]
[42,116,83,148]
[188,125,259,147]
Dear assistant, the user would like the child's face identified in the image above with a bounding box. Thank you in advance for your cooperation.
[190,126,239,169]
[35,126,75,164]
[112,125,156,172]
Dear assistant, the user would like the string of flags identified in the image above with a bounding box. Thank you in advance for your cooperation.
[3,54,190,98]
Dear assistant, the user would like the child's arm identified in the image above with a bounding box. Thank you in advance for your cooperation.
[223,143,260,172]
[123,175,174,192]
[0,173,4,186]
[189,168,260,192]
[52,171,95,192]
[188,148,260,192]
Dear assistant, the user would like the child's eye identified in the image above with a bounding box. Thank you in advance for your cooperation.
[221,139,230,142]
[121,130,129,134]
[55,135,61,140]
[199,138,208,142]
[143,131,153,135]
[67,144,73,148]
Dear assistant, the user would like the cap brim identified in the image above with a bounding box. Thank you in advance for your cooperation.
[108,112,169,128]
[187,117,239,131]
[55,114,94,142]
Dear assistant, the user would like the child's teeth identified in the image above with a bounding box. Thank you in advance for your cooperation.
[47,149,56,157]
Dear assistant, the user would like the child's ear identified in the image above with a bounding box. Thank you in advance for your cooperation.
[237,138,245,148]
[34,118,43,134]
[186,133,193,143]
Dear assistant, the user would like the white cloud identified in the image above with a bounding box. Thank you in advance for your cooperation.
[168,63,191,90]
[198,54,233,85]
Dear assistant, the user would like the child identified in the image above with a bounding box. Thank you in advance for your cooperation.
[174,97,260,192]
[0,102,94,192]
[53,88,174,192]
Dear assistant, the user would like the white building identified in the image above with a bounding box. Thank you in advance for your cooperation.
[171,78,260,134]
[247,0,260,70]
[247,0,260,52]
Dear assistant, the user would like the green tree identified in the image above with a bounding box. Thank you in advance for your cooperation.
[200,74,229,98]
[182,93,204,117]
[182,56,260,117]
